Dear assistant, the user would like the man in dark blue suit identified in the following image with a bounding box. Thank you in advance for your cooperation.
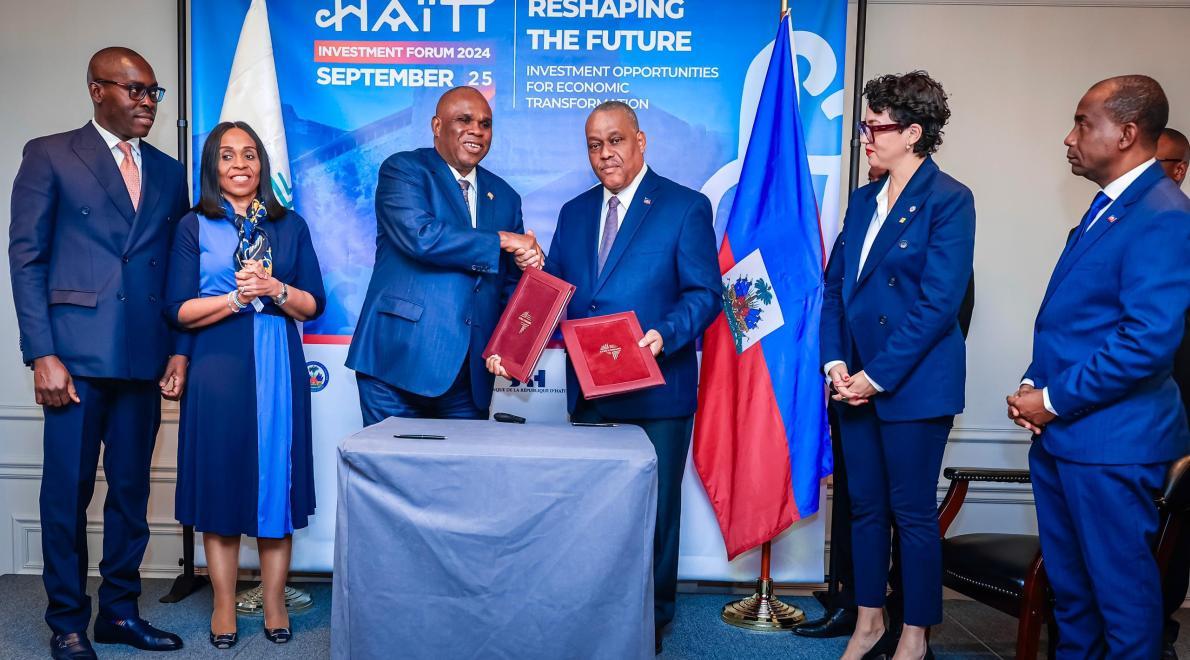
[8,48,191,659]
[347,87,541,424]
[531,101,720,651]
[1009,75,1190,659]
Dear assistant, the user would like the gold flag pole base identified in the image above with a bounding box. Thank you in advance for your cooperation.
[235,583,313,615]
[720,577,805,631]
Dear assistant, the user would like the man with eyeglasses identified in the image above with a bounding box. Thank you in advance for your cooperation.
[1156,126,1189,660]
[9,47,191,659]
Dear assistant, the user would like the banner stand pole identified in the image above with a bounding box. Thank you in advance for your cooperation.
[720,542,805,630]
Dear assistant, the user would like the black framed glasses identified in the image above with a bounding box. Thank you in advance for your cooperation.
[856,121,904,142]
[91,79,166,103]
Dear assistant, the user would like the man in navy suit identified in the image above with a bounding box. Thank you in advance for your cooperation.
[8,48,191,659]
[1009,75,1190,659]
[347,86,541,424]
[528,101,720,651]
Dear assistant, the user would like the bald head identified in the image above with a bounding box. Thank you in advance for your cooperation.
[87,47,151,85]
[1157,127,1189,187]
[431,86,492,175]
[86,46,159,140]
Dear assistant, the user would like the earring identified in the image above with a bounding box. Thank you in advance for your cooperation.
[905,143,911,151]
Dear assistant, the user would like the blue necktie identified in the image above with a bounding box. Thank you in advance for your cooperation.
[1072,191,1111,245]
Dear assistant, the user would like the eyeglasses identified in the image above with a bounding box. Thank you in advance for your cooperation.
[856,121,904,142]
[91,79,166,103]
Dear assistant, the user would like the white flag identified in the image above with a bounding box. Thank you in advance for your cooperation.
[219,0,292,207]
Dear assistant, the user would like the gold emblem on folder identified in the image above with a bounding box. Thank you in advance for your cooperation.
[599,343,622,360]
[517,311,533,334]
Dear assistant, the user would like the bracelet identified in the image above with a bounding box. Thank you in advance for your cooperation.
[227,289,247,313]
[274,282,290,306]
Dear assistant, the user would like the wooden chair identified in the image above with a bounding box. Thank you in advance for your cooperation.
[936,455,1190,659]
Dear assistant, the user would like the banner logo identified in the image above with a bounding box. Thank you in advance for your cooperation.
[508,369,547,389]
[308,361,330,392]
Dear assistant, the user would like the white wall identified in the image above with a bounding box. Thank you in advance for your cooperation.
[0,0,1188,595]
[0,0,186,578]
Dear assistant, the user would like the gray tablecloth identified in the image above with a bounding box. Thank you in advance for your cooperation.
[332,417,658,660]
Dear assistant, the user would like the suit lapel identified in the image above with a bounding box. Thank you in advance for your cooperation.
[842,182,880,302]
[854,159,939,290]
[72,123,135,222]
[123,145,164,253]
[592,169,660,296]
[475,168,496,231]
[1039,163,1165,312]
[425,149,472,227]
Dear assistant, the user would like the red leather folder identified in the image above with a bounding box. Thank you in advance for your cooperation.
[482,268,575,383]
[560,312,666,399]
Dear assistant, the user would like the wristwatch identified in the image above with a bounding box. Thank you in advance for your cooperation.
[274,282,289,306]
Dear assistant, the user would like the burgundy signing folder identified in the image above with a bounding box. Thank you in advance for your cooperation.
[482,268,575,383]
[560,311,666,399]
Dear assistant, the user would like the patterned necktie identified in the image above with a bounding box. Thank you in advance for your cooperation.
[458,179,472,225]
[1072,191,1111,245]
[598,196,621,273]
[117,141,140,211]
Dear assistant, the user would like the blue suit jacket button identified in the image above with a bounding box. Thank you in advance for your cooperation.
[80,206,90,216]
[589,304,596,312]
[898,240,909,249]
[150,258,158,267]
[122,256,130,264]
[149,295,157,303]
[465,318,472,326]
[117,292,126,302]
[888,277,896,286]
[878,315,887,325]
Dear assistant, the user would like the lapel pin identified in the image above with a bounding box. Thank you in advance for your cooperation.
[908,205,917,212]
[1107,215,1117,223]
[898,217,906,224]
[643,198,652,205]
[487,192,494,200]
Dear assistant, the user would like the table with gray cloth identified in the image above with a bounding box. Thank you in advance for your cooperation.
[332,417,658,660]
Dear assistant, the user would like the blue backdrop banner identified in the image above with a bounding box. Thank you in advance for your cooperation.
[190,0,847,580]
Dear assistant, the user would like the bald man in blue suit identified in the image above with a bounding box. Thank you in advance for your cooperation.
[1009,75,1190,659]
[347,87,542,424]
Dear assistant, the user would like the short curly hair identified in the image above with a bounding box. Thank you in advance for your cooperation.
[863,71,951,156]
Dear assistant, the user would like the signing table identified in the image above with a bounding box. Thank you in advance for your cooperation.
[331,417,658,659]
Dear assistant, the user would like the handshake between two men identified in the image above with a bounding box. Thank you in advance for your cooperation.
[498,228,544,272]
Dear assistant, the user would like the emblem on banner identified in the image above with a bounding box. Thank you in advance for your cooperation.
[307,361,329,393]
[721,249,786,354]
[599,343,622,360]
[517,311,534,334]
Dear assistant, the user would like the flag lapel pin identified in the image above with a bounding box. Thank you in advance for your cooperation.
[643,197,652,205]
[1107,215,1117,223]
[898,216,907,224]
[487,192,495,200]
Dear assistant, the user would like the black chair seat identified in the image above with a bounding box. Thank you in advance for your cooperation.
[943,533,1040,604]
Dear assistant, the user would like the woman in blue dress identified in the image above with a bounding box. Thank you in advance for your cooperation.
[166,121,325,649]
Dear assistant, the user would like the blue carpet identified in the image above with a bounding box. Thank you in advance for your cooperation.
[1,575,1186,658]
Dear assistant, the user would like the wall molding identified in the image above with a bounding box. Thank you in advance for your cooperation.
[0,403,179,423]
[11,515,184,579]
[0,461,179,483]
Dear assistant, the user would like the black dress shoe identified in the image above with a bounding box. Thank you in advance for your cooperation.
[94,616,183,651]
[50,632,97,660]
[792,607,857,638]
[209,631,238,650]
[264,625,292,644]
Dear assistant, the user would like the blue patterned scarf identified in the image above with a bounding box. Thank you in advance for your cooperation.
[222,197,273,276]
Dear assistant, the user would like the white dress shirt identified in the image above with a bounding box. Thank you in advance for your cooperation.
[91,118,142,178]
[1022,157,1158,415]
[598,163,650,242]
[822,178,890,392]
[446,163,479,228]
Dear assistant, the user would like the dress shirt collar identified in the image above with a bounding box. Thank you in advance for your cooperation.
[874,177,890,220]
[1101,157,1156,200]
[602,163,649,213]
[446,163,478,193]
[91,118,141,156]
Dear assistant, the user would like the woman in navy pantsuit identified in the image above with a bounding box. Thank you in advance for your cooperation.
[820,72,975,660]
[166,122,326,649]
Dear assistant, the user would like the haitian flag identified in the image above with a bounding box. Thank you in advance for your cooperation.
[693,13,832,560]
